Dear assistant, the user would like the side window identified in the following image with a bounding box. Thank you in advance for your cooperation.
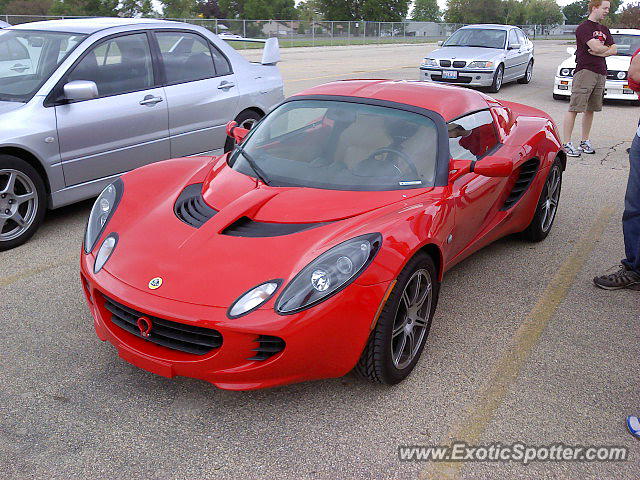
[156,32,216,83]
[508,29,519,47]
[448,110,499,161]
[67,33,153,98]
[516,29,527,45]
[0,42,9,61]
[210,44,232,76]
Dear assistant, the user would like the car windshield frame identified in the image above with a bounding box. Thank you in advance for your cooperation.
[611,34,640,56]
[227,95,451,191]
[0,29,87,103]
[443,28,507,50]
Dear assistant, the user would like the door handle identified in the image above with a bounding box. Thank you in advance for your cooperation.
[139,95,163,106]
[10,64,28,72]
[218,81,236,90]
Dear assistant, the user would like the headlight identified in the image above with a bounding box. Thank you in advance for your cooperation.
[421,58,438,67]
[228,280,281,318]
[617,71,627,80]
[94,233,118,274]
[468,61,494,69]
[84,179,123,253]
[275,233,382,315]
[560,68,574,77]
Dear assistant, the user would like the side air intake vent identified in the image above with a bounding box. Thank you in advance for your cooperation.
[501,158,540,210]
[174,183,217,228]
[248,335,286,361]
[222,216,328,238]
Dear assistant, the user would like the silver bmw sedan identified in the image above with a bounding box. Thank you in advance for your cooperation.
[419,24,534,93]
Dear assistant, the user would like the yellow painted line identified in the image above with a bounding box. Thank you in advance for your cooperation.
[289,66,415,83]
[0,253,77,289]
[420,204,616,480]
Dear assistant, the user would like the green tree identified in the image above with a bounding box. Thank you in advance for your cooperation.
[619,1,640,28]
[3,0,51,14]
[160,0,197,17]
[412,0,440,21]
[120,0,157,17]
[317,0,362,20]
[361,0,409,21]
[244,0,296,19]
[501,0,528,24]
[444,0,503,24]
[49,0,119,16]
[563,0,585,24]
[526,0,563,24]
[297,0,322,21]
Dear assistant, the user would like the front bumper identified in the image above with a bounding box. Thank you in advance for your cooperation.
[419,67,495,87]
[553,76,638,101]
[80,252,390,391]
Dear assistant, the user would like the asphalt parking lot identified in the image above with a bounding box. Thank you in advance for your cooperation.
[1,41,639,480]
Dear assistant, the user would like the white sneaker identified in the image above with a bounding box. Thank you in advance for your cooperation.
[579,140,595,154]
[564,141,581,157]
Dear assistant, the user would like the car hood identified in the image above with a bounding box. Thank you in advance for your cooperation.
[558,54,631,70]
[101,158,427,307]
[429,46,504,62]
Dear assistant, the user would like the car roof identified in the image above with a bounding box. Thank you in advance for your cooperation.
[8,17,182,34]
[293,80,492,122]
[610,29,640,35]
[460,24,514,31]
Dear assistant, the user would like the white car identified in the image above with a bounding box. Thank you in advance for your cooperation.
[553,28,640,101]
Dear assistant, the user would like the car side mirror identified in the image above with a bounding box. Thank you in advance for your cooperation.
[437,40,443,46]
[63,80,98,102]
[226,121,249,144]
[567,46,576,55]
[473,155,513,177]
[508,43,521,50]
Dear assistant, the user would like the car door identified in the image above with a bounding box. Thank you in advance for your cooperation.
[55,32,170,186]
[504,29,524,81]
[445,110,509,262]
[516,29,533,69]
[154,30,240,158]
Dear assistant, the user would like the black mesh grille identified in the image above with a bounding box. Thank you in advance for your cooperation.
[174,183,217,228]
[439,60,452,67]
[453,61,466,68]
[501,159,540,210]
[103,295,223,355]
[222,216,329,237]
[430,75,473,84]
[248,335,285,361]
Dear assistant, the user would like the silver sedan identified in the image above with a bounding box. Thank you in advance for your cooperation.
[0,18,284,250]
[419,24,534,93]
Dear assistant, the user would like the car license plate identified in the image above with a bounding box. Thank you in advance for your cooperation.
[442,70,458,79]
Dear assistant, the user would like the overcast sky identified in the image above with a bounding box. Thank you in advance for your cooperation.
[434,0,633,9]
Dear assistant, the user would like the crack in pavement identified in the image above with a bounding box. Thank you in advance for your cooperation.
[600,140,628,167]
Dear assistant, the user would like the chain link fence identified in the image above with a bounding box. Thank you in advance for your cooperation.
[1,15,577,48]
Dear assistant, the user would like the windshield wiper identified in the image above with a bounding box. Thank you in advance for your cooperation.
[234,144,271,186]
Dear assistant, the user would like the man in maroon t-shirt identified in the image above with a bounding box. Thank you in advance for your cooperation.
[562,0,616,158]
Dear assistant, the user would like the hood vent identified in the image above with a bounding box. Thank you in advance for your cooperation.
[222,216,329,238]
[501,158,539,210]
[248,335,285,361]
[174,183,218,228]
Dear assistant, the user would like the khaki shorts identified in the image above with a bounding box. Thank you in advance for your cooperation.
[569,69,606,112]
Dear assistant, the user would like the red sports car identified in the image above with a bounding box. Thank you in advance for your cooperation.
[80,80,565,390]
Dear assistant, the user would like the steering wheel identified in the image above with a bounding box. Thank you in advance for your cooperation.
[366,148,420,178]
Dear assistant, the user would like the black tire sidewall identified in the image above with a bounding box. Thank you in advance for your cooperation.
[374,253,440,384]
[522,158,562,242]
[224,110,263,153]
[0,155,46,251]
[489,65,504,93]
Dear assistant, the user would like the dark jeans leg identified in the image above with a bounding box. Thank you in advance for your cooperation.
[622,134,640,273]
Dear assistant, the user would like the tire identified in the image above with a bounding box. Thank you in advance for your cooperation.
[518,60,533,84]
[553,93,567,101]
[487,64,504,93]
[520,158,563,242]
[224,110,263,153]
[0,155,46,251]
[355,252,440,385]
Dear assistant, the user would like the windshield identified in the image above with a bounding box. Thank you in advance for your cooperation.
[443,28,506,49]
[229,100,439,191]
[0,30,86,102]
[612,34,640,56]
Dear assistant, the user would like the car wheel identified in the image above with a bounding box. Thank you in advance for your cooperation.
[518,60,533,84]
[0,155,46,251]
[355,252,440,385]
[488,64,504,93]
[520,158,563,242]
[224,110,263,153]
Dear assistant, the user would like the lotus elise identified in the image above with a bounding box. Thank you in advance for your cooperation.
[80,80,565,390]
